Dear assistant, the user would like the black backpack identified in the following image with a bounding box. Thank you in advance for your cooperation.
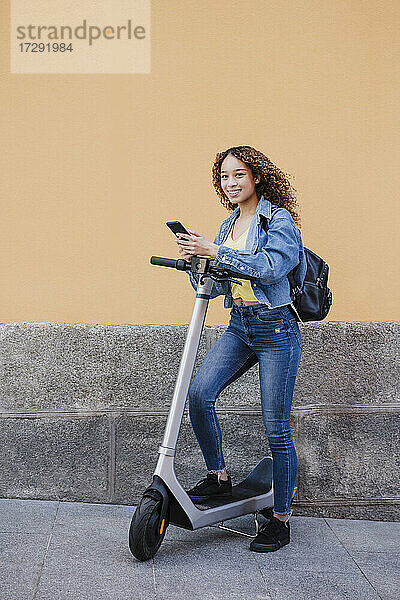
[262,216,333,322]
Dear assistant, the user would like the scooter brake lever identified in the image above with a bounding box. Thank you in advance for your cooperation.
[207,274,243,286]
[226,278,243,285]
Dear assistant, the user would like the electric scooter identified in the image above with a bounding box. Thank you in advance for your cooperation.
[128,254,277,561]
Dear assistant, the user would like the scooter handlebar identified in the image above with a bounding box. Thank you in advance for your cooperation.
[150,256,256,282]
[150,256,189,271]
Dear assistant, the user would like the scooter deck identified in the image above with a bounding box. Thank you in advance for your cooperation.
[192,457,273,510]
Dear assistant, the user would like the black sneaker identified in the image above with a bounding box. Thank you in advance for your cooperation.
[249,515,290,552]
[187,473,232,503]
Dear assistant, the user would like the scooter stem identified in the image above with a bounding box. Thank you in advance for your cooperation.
[158,267,214,454]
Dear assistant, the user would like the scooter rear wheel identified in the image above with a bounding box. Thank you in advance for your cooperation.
[129,495,168,561]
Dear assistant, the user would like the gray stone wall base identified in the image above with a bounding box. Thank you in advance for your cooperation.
[0,322,399,520]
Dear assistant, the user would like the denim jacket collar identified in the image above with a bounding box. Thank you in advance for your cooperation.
[255,195,272,222]
[226,194,271,222]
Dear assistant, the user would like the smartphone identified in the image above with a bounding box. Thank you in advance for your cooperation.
[166,221,190,236]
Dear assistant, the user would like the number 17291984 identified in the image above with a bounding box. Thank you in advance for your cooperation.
[19,42,73,52]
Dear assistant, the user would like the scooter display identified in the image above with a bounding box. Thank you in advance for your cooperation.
[128,254,277,561]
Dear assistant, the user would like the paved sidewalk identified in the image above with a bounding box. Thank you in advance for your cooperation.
[0,498,398,600]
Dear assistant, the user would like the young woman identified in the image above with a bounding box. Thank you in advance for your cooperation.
[175,145,307,552]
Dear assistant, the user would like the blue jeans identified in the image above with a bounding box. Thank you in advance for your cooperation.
[188,303,302,515]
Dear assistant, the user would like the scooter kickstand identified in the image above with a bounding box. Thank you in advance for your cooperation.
[254,511,261,535]
[212,512,262,538]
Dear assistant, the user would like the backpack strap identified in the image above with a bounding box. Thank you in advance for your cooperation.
[260,210,299,300]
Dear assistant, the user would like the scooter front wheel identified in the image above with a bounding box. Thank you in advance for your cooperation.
[129,495,168,561]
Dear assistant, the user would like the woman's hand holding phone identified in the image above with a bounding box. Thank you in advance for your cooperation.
[175,230,219,260]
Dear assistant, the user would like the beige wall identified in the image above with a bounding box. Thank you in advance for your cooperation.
[1,1,399,325]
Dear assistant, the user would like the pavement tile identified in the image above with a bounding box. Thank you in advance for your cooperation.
[260,570,381,600]
[35,508,154,600]
[164,524,237,544]
[154,540,268,600]
[350,551,400,600]
[0,498,59,534]
[253,516,360,574]
[35,556,154,600]
[49,500,138,565]
[325,518,400,553]
[165,515,359,577]
[54,499,134,532]
[0,532,49,600]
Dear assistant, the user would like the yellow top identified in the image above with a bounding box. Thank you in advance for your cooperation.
[222,222,259,302]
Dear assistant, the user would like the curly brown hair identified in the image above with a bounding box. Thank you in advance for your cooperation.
[211,145,301,229]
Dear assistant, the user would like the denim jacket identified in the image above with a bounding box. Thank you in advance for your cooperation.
[187,195,307,310]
